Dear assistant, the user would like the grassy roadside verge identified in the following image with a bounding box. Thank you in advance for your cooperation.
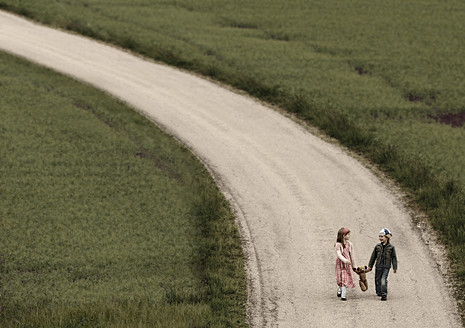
[0,52,247,327]
[1,0,465,324]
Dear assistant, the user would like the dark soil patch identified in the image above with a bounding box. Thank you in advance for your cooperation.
[355,66,368,75]
[429,112,465,128]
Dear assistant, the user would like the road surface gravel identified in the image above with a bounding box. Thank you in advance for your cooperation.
[0,10,461,327]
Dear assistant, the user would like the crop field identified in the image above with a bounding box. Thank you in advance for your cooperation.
[0,52,246,327]
[1,0,465,324]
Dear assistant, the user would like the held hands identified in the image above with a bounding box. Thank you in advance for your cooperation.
[357,266,395,273]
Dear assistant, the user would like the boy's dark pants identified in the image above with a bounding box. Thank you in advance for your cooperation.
[375,267,390,296]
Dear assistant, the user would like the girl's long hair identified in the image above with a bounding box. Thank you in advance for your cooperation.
[336,227,350,248]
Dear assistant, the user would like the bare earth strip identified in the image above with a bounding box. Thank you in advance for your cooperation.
[0,11,461,327]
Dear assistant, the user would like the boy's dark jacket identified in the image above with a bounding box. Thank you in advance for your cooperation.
[368,243,398,270]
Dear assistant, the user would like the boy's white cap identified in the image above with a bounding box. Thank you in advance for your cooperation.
[379,228,392,236]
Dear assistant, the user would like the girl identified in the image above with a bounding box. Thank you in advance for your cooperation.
[335,227,356,301]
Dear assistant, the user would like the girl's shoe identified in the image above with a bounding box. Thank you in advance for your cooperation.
[337,292,341,297]
[381,295,387,301]
[341,297,347,301]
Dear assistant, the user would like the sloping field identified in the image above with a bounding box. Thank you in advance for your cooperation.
[1,11,461,327]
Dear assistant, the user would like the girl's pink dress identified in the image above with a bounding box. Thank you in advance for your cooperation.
[335,241,356,288]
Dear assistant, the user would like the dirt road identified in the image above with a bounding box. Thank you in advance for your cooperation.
[0,11,461,327]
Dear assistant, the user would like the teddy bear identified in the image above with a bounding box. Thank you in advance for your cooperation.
[354,266,370,291]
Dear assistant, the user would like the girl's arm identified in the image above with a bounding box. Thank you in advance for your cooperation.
[335,244,350,264]
[349,243,356,268]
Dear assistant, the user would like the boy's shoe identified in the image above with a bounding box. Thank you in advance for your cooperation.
[341,297,347,301]
[337,292,341,297]
[381,295,387,301]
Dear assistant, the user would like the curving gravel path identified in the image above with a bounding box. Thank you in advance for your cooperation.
[0,10,461,327]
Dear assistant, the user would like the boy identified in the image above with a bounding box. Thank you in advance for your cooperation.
[367,228,398,301]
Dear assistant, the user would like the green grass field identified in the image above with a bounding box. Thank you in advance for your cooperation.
[0,52,247,327]
[1,0,465,325]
